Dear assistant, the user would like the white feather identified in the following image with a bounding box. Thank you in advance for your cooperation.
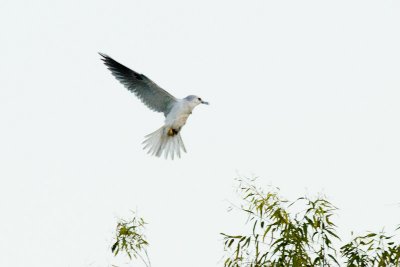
[142,126,186,159]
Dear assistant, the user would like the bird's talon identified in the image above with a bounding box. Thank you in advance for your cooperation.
[167,128,178,136]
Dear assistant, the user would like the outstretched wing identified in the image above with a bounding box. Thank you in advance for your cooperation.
[99,53,177,116]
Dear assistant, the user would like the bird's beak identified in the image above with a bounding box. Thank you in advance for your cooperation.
[201,100,209,105]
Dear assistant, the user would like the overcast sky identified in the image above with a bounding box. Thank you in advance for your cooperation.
[1,0,399,266]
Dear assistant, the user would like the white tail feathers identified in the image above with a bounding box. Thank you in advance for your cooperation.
[142,126,187,159]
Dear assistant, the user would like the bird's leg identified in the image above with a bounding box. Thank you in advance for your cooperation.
[167,128,179,136]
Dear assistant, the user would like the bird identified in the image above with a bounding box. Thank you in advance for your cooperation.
[99,53,209,159]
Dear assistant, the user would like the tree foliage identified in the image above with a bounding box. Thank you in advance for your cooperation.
[111,213,151,267]
[221,178,400,267]
[341,230,400,266]
[110,179,399,267]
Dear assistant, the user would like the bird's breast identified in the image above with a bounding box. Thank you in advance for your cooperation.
[173,113,190,128]
[166,107,192,129]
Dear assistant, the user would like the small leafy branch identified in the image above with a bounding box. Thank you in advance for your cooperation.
[221,178,400,267]
[111,213,151,267]
[341,229,400,266]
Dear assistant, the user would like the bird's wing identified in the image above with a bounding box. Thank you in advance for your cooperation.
[100,53,177,116]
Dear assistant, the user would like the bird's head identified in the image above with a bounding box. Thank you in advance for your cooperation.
[185,95,209,107]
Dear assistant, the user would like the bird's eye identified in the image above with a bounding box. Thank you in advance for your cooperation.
[198,97,202,101]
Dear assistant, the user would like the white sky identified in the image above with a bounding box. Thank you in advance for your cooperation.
[1,0,400,266]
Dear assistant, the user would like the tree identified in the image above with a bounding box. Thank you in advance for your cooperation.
[111,213,151,267]
[110,178,400,266]
[221,178,400,267]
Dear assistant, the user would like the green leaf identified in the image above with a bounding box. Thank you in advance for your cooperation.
[111,241,119,253]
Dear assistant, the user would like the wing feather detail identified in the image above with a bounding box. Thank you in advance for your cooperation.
[99,53,177,116]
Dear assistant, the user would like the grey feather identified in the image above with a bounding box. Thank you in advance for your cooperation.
[99,53,177,116]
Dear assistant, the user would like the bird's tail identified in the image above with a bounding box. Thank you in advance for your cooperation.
[142,126,186,159]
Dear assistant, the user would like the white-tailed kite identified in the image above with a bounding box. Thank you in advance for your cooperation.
[99,53,209,159]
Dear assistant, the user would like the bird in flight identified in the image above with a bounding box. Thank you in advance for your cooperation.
[99,53,209,159]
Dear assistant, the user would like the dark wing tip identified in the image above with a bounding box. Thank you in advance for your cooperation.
[99,53,144,81]
[98,52,112,64]
[98,53,121,70]
[98,52,108,58]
